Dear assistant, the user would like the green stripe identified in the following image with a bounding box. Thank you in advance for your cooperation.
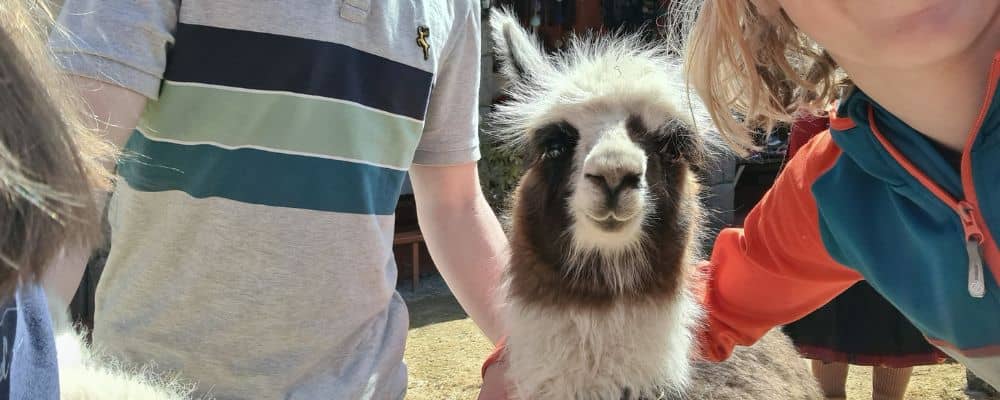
[139,82,424,169]
[120,130,406,215]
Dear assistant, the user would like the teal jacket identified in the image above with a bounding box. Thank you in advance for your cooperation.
[701,52,1000,388]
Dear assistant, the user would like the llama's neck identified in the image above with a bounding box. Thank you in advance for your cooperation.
[503,283,703,400]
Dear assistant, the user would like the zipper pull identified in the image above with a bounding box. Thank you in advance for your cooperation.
[967,239,987,298]
[958,201,987,298]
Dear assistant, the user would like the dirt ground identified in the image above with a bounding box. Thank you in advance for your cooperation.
[402,278,983,400]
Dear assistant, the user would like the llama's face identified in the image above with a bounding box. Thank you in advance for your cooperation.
[562,111,648,249]
[490,9,715,299]
[526,105,698,255]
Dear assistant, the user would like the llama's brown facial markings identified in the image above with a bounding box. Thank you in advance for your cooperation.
[526,121,580,187]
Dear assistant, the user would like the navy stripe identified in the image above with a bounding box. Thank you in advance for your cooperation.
[163,23,433,121]
[119,131,405,215]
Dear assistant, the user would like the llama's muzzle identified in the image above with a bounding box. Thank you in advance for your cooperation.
[577,137,647,232]
[584,171,640,213]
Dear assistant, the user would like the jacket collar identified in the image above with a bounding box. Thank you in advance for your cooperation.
[826,52,1000,198]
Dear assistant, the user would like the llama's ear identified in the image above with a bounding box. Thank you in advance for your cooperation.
[490,7,549,82]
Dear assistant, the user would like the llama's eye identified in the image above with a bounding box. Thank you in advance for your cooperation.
[544,146,563,159]
[534,122,579,160]
[543,140,567,158]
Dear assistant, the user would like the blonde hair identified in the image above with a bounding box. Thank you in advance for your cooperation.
[669,0,844,155]
[0,0,115,298]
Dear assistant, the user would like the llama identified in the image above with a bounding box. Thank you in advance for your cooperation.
[487,8,822,400]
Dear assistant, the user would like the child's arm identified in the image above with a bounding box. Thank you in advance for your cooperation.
[42,77,146,306]
[698,131,863,361]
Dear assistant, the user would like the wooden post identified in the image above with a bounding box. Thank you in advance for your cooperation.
[394,230,424,292]
[412,242,420,292]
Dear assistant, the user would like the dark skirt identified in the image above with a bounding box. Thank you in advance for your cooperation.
[782,281,949,368]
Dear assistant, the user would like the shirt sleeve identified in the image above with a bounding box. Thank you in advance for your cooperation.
[699,131,864,361]
[412,4,482,166]
[47,0,180,100]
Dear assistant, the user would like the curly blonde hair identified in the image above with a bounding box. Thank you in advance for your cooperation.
[0,0,115,299]
[668,0,845,155]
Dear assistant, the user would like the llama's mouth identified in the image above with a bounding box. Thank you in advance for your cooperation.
[584,212,637,232]
[593,218,626,231]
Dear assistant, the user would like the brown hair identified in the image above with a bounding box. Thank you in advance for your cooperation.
[0,1,114,299]
[669,0,844,155]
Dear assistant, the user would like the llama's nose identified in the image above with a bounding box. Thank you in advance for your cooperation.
[584,170,642,209]
[582,132,646,213]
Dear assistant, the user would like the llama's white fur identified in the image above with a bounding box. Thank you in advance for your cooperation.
[488,13,723,158]
[505,283,702,400]
[54,329,199,400]
[47,298,202,400]
[501,171,705,400]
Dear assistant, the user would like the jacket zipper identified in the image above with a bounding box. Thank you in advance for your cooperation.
[960,201,986,298]
[866,55,1000,298]
[865,87,995,300]
[958,55,1000,298]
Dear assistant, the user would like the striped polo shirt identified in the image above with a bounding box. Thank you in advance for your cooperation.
[50,1,482,398]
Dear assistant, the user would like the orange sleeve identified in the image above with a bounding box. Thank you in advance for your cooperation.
[699,132,864,362]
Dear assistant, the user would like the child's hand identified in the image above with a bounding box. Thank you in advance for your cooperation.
[478,355,512,400]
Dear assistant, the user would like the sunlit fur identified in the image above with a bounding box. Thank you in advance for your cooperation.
[48,308,203,400]
[489,7,821,400]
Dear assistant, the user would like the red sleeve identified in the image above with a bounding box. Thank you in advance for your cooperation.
[481,336,507,379]
[698,131,863,362]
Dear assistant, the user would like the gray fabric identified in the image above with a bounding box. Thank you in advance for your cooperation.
[9,285,59,400]
[49,0,482,166]
[49,0,179,99]
[938,346,1000,390]
[49,1,483,399]
[414,2,483,165]
[100,186,409,399]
